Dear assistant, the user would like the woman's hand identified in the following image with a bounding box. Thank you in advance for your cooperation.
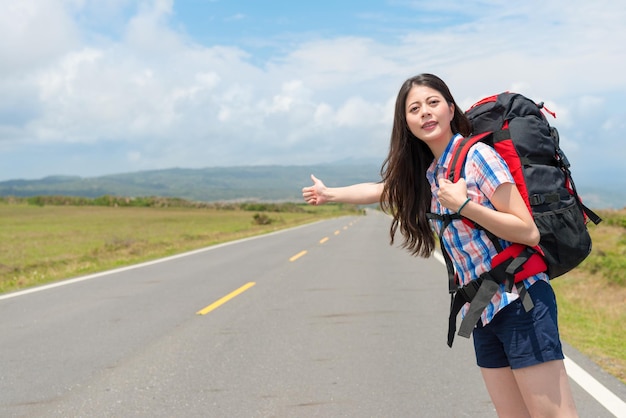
[302,174,328,205]
[302,175,383,205]
[437,178,468,213]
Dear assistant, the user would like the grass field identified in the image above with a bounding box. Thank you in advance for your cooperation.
[551,208,626,384]
[0,201,361,293]
[1,200,624,384]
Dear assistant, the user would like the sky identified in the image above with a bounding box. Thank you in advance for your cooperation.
[1,0,625,196]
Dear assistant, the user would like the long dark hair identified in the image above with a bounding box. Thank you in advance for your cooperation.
[380,73,471,257]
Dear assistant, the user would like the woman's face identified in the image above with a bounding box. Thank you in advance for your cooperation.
[405,84,455,150]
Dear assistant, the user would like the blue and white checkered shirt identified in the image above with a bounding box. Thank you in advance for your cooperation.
[427,134,548,325]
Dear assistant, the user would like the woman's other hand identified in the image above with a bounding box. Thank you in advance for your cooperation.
[437,178,468,212]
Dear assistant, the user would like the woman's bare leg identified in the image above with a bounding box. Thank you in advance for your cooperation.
[512,359,578,417]
[481,367,531,418]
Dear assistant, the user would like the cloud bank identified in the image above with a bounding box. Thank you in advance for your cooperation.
[0,0,624,187]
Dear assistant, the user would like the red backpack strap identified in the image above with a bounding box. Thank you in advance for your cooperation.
[491,243,547,283]
[446,132,493,182]
[445,132,493,229]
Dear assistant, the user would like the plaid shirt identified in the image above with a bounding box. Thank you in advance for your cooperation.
[426,134,548,325]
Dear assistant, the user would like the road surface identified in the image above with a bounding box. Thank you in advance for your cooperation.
[1,210,625,417]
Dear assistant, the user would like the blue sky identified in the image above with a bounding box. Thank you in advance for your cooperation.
[1,0,625,206]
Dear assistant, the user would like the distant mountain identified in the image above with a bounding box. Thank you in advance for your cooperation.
[0,164,383,203]
[0,163,622,208]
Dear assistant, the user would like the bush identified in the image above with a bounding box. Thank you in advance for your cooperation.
[252,213,272,225]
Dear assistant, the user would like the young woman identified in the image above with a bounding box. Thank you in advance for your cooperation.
[302,73,578,417]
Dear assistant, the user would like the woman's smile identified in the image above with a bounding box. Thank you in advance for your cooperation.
[422,120,438,130]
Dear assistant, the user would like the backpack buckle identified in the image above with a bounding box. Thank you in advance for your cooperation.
[530,193,560,205]
[457,278,482,303]
[557,147,571,169]
[529,194,544,205]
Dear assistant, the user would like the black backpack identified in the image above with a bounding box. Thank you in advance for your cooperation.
[462,92,602,277]
[431,92,602,346]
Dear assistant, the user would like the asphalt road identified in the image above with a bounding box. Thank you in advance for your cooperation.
[1,210,625,417]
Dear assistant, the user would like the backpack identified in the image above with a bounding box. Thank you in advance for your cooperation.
[430,92,602,347]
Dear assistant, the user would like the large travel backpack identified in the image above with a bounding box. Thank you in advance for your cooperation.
[432,92,602,346]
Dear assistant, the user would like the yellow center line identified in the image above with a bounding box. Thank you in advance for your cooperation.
[196,281,256,315]
[289,250,307,262]
[334,230,340,235]
[319,237,329,244]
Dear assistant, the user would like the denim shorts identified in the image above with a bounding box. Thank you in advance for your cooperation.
[472,280,565,369]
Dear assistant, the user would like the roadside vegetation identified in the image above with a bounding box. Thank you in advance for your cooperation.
[0,197,623,383]
[0,196,362,293]
[551,208,626,384]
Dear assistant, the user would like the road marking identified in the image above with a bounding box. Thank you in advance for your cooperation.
[433,249,626,416]
[289,250,307,262]
[334,230,340,235]
[0,222,317,301]
[196,282,256,315]
[320,237,329,244]
[564,356,626,417]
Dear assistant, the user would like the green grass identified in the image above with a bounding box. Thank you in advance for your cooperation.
[551,208,626,384]
[553,272,626,384]
[0,200,361,293]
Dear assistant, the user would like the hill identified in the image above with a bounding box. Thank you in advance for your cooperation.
[0,163,622,208]
[0,164,383,203]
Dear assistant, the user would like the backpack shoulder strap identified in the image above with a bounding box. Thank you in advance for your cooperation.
[426,212,462,293]
[446,131,493,182]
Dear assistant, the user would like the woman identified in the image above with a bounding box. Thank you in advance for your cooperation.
[302,74,578,417]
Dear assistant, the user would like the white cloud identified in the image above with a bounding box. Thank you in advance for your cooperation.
[265,80,307,114]
[314,103,334,125]
[0,0,80,76]
[0,0,624,188]
[335,97,385,128]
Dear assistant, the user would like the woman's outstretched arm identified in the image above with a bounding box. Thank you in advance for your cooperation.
[302,174,383,206]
